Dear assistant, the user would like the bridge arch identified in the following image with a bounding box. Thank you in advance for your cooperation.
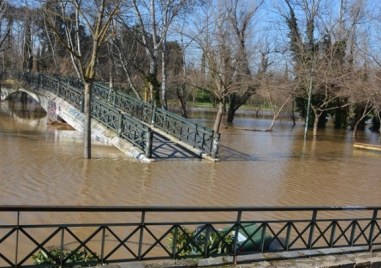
[1,87,61,123]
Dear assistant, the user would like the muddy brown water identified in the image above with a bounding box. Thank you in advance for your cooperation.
[1,99,381,208]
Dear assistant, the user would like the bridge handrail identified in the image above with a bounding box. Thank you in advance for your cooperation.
[91,98,152,154]
[0,205,380,266]
[92,82,219,157]
[5,71,151,156]
[0,204,378,212]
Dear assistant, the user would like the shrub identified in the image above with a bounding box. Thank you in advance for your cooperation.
[32,247,98,267]
[168,225,234,258]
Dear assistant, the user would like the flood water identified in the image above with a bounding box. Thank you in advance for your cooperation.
[1,98,381,208]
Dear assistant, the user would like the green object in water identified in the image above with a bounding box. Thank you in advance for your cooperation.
[235,223,273,252]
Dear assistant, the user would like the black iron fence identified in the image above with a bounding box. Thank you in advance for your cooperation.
[0,205,380,267]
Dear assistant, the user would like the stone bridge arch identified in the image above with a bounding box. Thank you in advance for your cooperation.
[1,87,60,123]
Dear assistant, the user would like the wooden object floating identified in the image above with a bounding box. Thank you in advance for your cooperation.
[353,142,381,152]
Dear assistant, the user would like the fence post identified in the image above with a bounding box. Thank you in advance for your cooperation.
[308,209,317,249]
[260,224,268,252]
[56,80,60,96]
[101,227,106,264]
[233,210,242,265]
[15,211,20,267]
[145,129,153,158]
[151,105,157,125]
[81,95,84,113]
[285,222,292,250]
[201,128,206,150]
[171,226,179,258]
[60,227,65,266]
[203,224,211,258]
[368,209,378,251]
[117,111,123,137]
[349,220,356,246]
[211,132,220,158]
[329,221,337,247]
[138,211,146,261]
[193,124,198,148]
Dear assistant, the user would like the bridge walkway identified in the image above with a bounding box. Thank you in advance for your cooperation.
[151,132,200,159]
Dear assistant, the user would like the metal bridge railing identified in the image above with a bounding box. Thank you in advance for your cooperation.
[91,82,219,158]
[0,205,380,267]
[5,71,152,156]
[152,108,218,155]
[91,99,152,155]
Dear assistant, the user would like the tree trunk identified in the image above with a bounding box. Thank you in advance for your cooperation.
[148,51,160,106]
[43,17,59,73]
[352,122,358,140]
[290,99,296,127]
[148,74,161,106]
[213,101,224,134]
[352,105,372,139]
[161,41,168,109]
[176,86,188,118]
[226,93,237,123]
[312,112,320,136]
[109,61,114,88]
[23,19,33,72]
[83,82,92,159]
[267,95,291,131]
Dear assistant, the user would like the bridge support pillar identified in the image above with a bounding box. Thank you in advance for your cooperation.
[145,130,153,158]
[46,99,63,124]
[211,135,220,159]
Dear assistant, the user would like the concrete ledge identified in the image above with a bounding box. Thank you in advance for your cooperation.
[90,249,381,268]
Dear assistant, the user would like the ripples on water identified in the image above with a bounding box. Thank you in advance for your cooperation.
[1,100,381,208]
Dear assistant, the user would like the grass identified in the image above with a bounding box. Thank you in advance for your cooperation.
[191,102,271,110]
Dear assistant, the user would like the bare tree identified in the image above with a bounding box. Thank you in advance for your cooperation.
[184,0,263,133]
[349,69,380,138]
[128,0,193,108]
[225,0,264,124]
[278,0,364,136]
[257,71,294,131]
[43,0,121,159]
[0,0,11,52]
[110,24,144,99]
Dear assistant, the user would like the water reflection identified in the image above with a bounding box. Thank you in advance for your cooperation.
[1,99,381,208]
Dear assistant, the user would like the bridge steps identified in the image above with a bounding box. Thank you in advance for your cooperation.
[151,132,200,159]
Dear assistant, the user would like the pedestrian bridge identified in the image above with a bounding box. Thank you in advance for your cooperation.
[0,71,219,161]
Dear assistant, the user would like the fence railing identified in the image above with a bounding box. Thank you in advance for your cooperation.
[0,205,380,267]
[4,71,152,157]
